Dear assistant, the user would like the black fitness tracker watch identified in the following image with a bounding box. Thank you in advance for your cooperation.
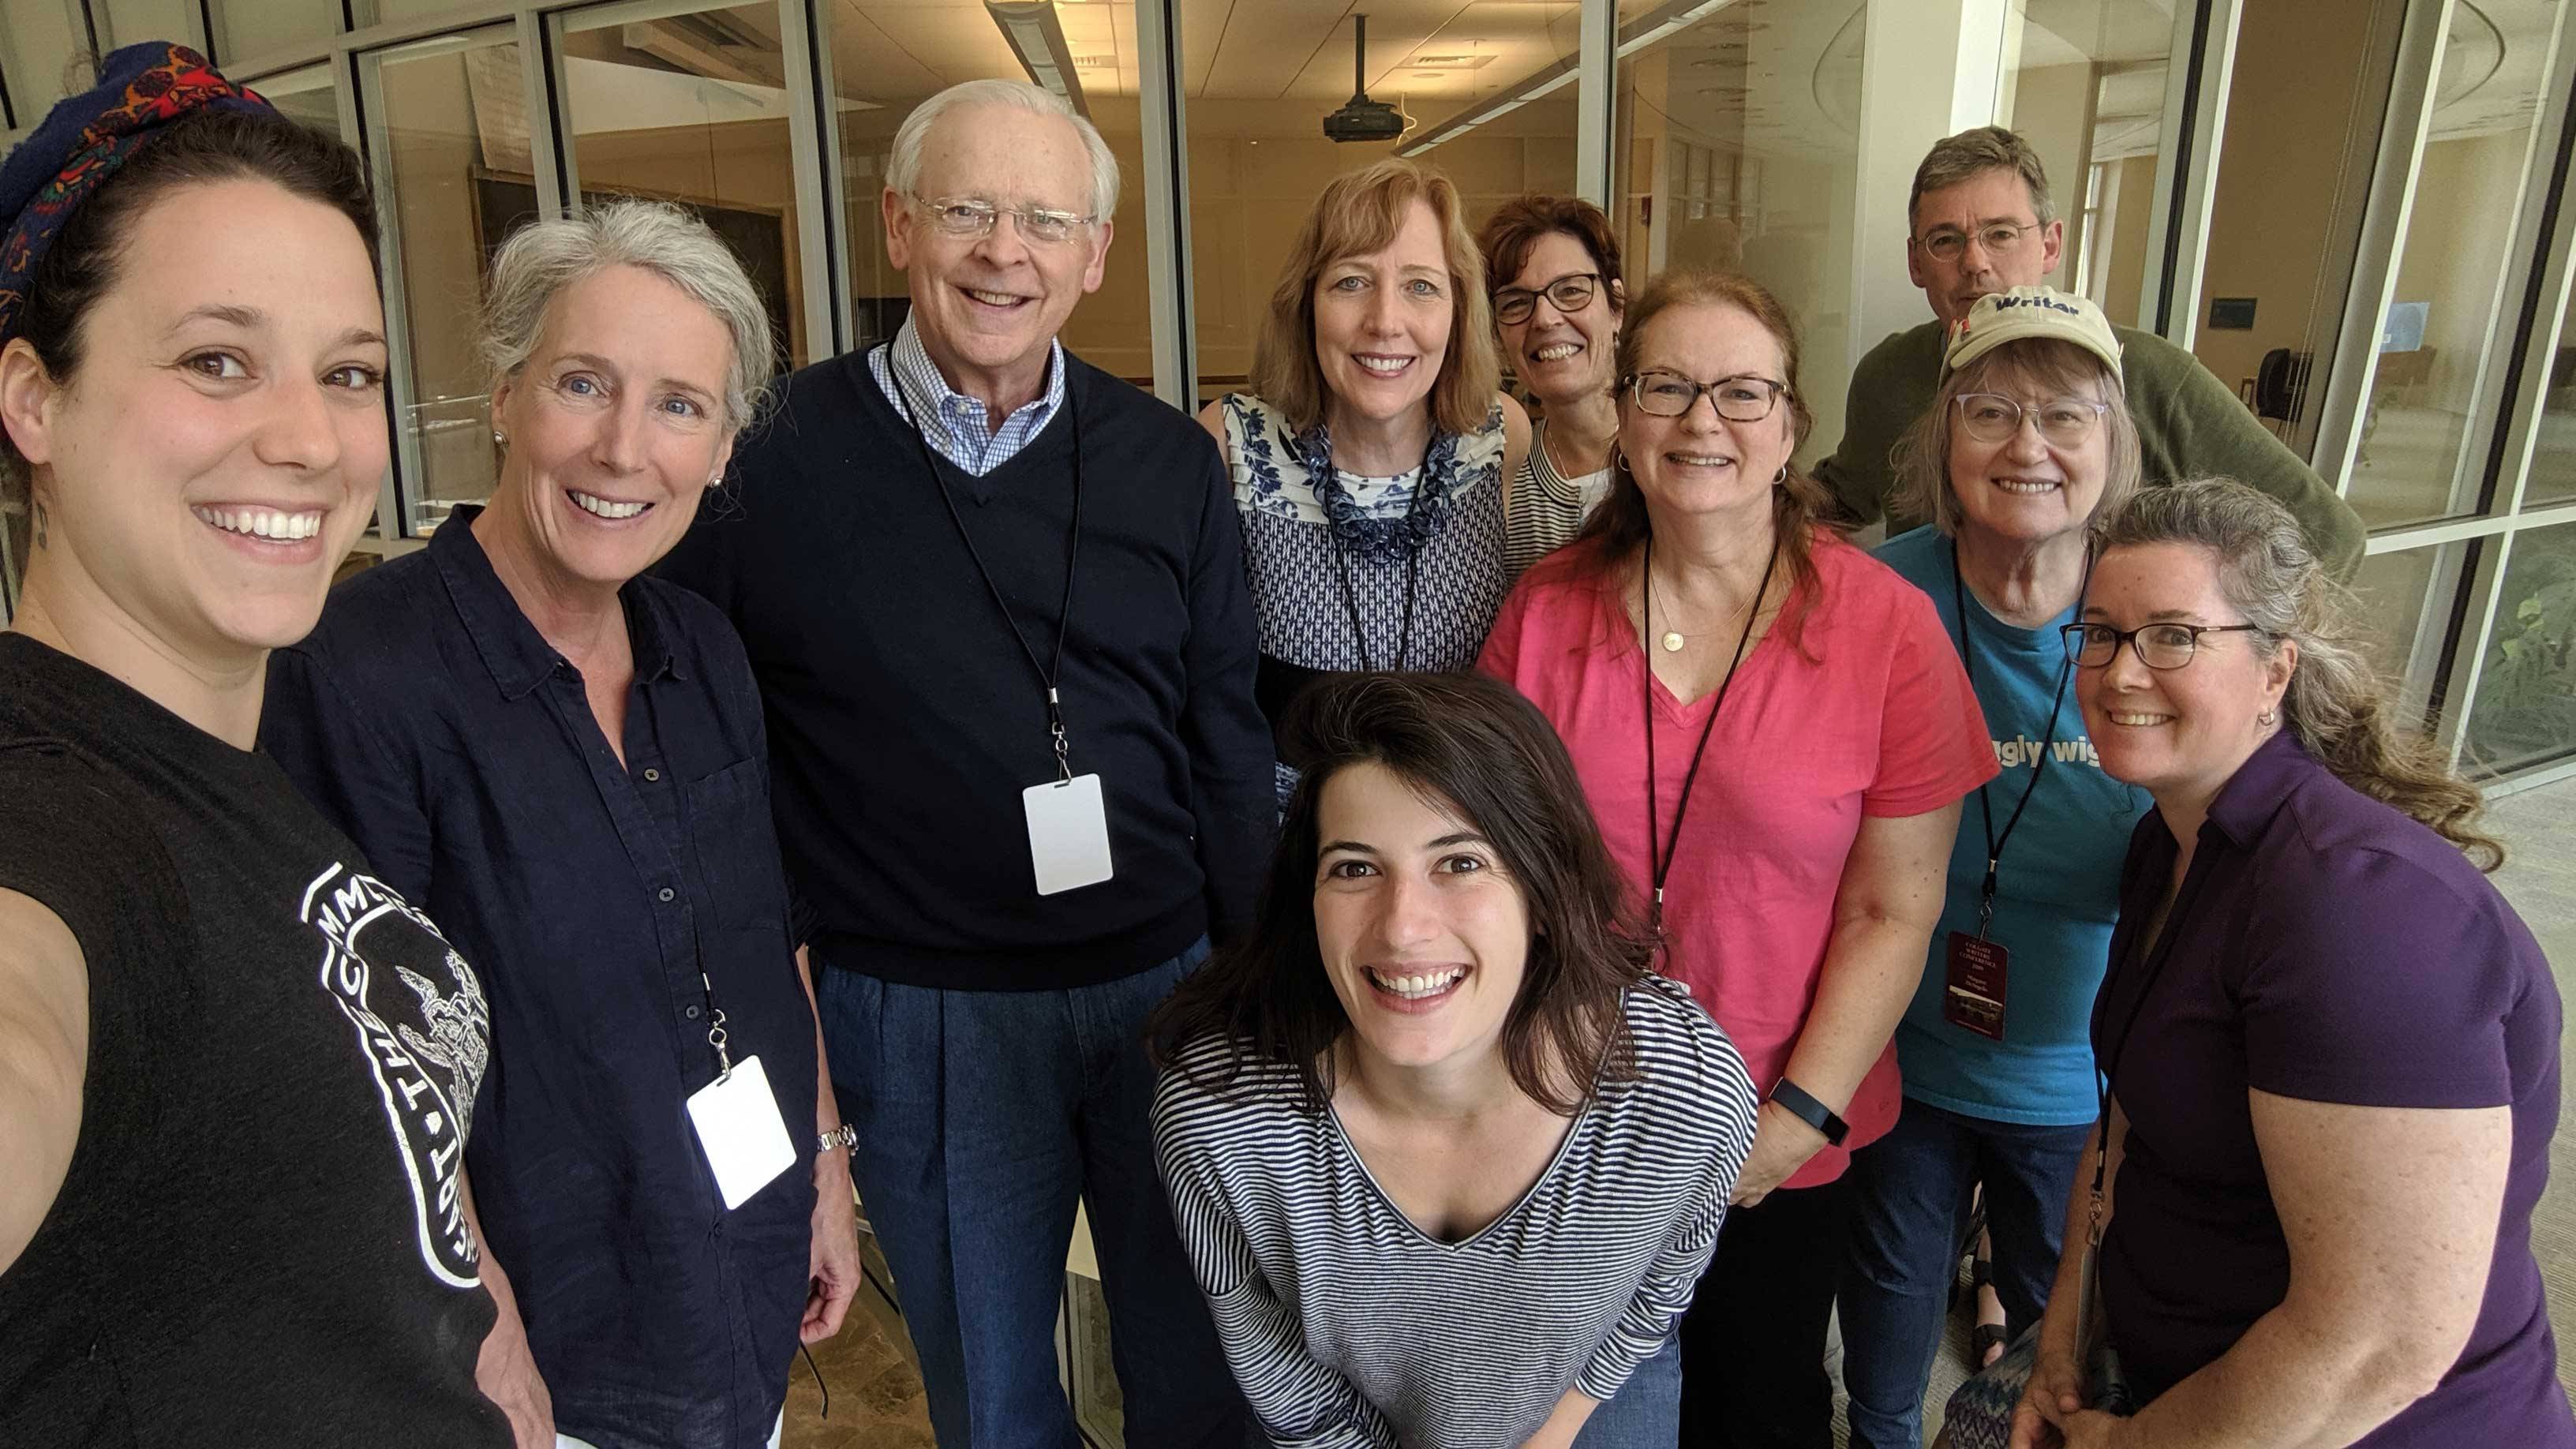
[1768,1077,1850,1148]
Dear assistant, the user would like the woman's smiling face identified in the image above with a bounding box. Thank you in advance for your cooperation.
[2078,541,2295,806]
[1312,198,1455,431]
[1312,759,1531,1075]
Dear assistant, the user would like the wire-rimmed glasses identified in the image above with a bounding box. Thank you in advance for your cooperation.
[1915,221,2042,264]
[1954,393,2111,447]
[911,195,1094,245]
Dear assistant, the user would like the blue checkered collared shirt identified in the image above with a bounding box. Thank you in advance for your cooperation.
[868,315,1068,477]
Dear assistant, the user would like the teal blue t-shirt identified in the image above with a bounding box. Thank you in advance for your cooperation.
[1875,527,2152,1126]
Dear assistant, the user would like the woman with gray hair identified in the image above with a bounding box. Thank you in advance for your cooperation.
[1839,286,2151,1449]
[263,198,859,1449]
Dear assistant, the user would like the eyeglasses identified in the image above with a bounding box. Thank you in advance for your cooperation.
[2061,621,2267,670]
[1625,370,1788,421]
[1915,221,2042,264]
[1954,393,2110,447]
[912,195,1094,246]
[1494,271,1601,325]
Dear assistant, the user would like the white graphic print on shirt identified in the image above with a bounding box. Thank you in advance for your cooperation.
[301,864,490,1288]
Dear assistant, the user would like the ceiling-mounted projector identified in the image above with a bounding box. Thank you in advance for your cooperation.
[1324,14,1406,143]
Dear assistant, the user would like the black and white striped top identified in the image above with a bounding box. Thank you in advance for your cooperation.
[1502,417,1616,578]
[1152,975,1758,1449]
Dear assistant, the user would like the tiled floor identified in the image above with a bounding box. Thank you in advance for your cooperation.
[784,775,2576,1449]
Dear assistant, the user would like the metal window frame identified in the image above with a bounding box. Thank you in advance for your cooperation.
[1136,0,1191,406]
[2141,0,2241,347]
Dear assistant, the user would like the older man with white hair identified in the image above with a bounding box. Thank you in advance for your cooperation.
[659,79,1267,1447]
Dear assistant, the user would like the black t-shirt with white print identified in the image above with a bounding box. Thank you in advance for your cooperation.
[0,633,507,1446]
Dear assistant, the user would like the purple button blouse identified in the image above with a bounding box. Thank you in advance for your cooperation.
[2092,732,2575,1445]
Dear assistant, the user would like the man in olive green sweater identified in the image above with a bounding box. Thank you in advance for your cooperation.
[1816,125,2365,579]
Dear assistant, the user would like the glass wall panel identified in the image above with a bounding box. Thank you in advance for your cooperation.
[95,0,201,53]
[1615,0,1863,468]
[2192,0,2406,451]
[829,0,1153,385]
[2,0,88,129]
[2001,0,2175,328]
[209,1,341,63]
[2468,521,2576,775]
[2351,541,2472,736]
[2525,271,2576,505]
[555,0,807,371]
[2346,0,2567,530]
[1188,4,1581,401]
[255,62,346,139]
[361,28,536,535]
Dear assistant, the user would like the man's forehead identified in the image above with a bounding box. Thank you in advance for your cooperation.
[914,106,1088,197]
[1914,170,2037,230]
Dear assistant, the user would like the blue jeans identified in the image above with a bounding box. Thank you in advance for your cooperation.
[814,938,1244,1449]
[1570,1335,1683,1448]
[1837,1098,2091,1449]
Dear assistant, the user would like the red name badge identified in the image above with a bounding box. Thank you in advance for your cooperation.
[1943,931,2009,1041]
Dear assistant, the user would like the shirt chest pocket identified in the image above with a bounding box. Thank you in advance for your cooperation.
[681,758,789,934]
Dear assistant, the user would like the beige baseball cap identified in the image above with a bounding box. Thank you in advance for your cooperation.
[1942,286,2124,384]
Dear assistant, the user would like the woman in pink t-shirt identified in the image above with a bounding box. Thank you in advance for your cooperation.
[1479,268,1996,1448]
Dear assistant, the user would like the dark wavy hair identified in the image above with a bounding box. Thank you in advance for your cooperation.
[1147,672,1654,1116]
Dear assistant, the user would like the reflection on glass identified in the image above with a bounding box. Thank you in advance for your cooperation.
[2,0,87,125]
[2469,522,2576,775]
[1065,1271,1122,1445]
[209,1,340,62]
[2348,0,2567,530]
[830,0,1152,384]
[95,0,201,54]
[256,62,344,140]
[2525,275,2576,505]
[2350,541,2466,735]
[1189,8,1579,400]
[1614,0,1863,466]
[365,30,534,534]
[2000,0,2174,325]
[555,2,803,372]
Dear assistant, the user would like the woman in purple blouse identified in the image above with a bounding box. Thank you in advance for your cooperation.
[1997,480,2575,1449]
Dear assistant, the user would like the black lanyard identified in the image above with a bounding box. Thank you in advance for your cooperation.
[1641,530,1780,932]
[1949,539,2089,938]
[886,348,1084,778]
[2087,837,2200,1234]
[1324,449,1429,674]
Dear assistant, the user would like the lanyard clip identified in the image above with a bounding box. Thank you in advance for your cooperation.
[699,969,732,1083]
[1047,687,1073,783]
[1976,859,2000,940]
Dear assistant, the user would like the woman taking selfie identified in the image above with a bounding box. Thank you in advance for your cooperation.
[0,44,504,1443]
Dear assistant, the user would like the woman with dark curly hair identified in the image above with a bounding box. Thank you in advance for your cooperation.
[1151,670,1756,1448]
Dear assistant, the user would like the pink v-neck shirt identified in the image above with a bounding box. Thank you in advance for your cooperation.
[1481,528,1998,1186]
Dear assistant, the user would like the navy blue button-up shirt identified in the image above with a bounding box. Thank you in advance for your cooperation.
[264,509,820,1449]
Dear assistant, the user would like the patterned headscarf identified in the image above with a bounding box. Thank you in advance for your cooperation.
[0,42,270,349]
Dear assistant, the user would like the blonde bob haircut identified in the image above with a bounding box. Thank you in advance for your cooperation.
[1890,337,2140,537]
[1249,158,1500,438]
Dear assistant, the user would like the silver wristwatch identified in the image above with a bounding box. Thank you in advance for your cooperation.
[817,1123,857,1154]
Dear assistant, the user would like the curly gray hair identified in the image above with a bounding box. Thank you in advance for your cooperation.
[478,198,773,434]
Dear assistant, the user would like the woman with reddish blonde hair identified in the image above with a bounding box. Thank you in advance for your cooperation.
[1200,159,1529,796]
[1481,268,1994,1447]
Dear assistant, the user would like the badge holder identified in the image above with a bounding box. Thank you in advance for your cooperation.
[1025,693,1114,895]
[682,968,794,1210]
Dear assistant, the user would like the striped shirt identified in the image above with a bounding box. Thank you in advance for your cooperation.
[1152,975,1758,1449]
[1502,417,1616,578]
[867,315,1067,475]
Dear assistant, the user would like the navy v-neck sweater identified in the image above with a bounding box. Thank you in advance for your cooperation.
[658,348,1273,990]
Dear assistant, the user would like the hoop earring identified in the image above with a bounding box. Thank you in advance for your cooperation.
[492,429,507,446]
[2257,707,2278,728]
[1773,464,1788,485]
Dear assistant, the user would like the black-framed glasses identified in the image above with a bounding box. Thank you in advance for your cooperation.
[911,194,1094,245]
[1914,220,2042,264]
[1625,370,1788,421]
[1954,393,2110,447]
[1494,271,1601,324]
[2062,621,2267,669]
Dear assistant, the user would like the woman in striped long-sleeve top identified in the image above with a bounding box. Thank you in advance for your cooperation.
[1148,671,1759,1449]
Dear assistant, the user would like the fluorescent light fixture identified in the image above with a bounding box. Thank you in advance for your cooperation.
[987,1,1091,118]
[1403,0,1742,155]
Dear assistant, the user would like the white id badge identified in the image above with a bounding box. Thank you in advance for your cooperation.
[1024,773,1116,896]
[684,1053,796,1210]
